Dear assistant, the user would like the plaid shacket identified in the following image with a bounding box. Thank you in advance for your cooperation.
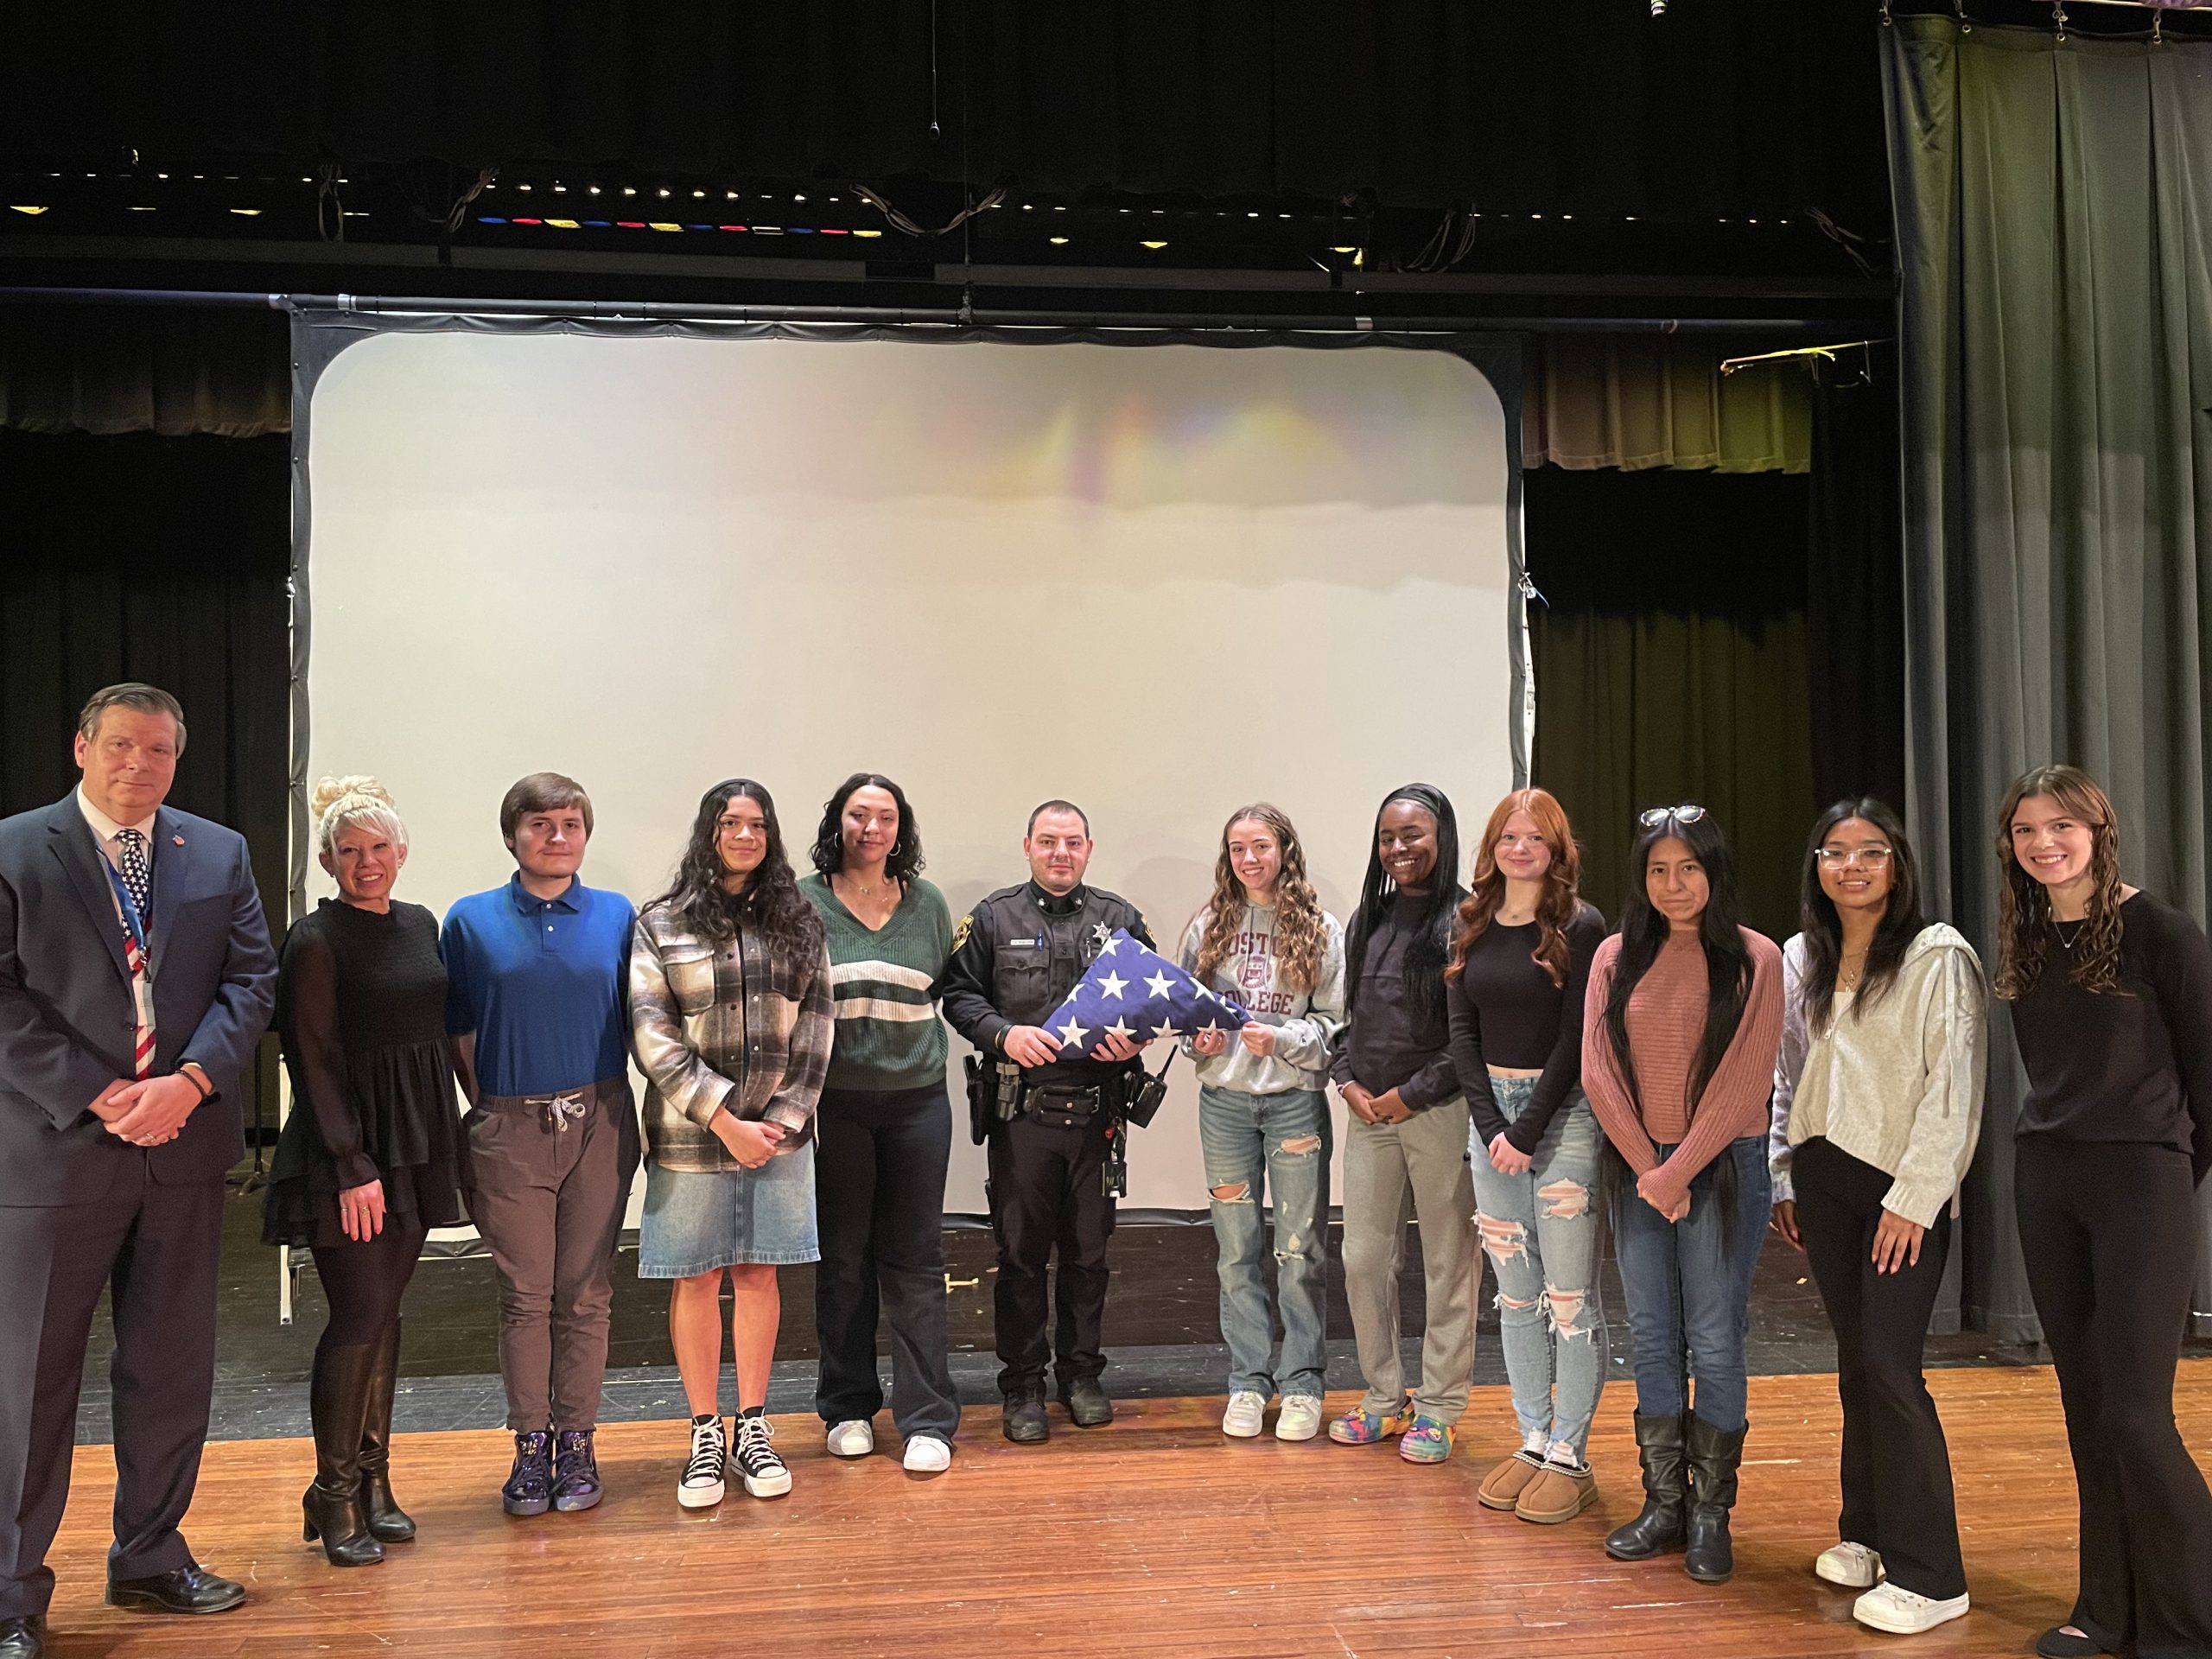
[628,902,834,1173]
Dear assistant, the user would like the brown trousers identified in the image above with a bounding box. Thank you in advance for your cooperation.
[463,1077,640,1432]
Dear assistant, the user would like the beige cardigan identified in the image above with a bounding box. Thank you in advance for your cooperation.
[1770,924,1986,1229]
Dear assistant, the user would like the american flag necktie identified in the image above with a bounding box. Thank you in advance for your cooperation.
[112,828,156,1078]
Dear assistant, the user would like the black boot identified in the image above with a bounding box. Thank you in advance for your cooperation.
[1001,1390,1049,1444]
[1682,1415,1748,1584]
[302,1342,385,1567]
[1605,1413,1689,1560]
[359,1321,415,1543]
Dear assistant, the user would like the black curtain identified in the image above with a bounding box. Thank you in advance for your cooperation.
[1526,466,1817,944]
[1806,345,1907,812]
[0,429,292,1149]
[3,2,1885,222]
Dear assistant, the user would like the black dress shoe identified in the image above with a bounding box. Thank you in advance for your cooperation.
[105,1564,246,1614]
[0,1613,46,1658]
[1001,1393,1050,1444]
[1059,1378,1114,1428]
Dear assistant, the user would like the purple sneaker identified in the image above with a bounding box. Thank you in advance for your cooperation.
[552,1429,602,1512]
[502,1429,553,1516]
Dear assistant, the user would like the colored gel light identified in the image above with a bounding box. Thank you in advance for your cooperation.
[478,215,508,224]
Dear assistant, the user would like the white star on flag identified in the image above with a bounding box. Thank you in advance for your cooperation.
[1055,1016,1091,1049]
[1150,1018,1179,1041]
[1105,1018,1135,1042]
[1143,970,1175,1001]
[1097,971,1129,1001]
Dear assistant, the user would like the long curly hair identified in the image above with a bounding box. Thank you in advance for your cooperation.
[1192,803,1327,994]
[1446,787,1582,988]
[809,772,925,884]
[1994,765,2125,999]
[1603,809,1756,1124]
[1344,784,1465,1025]
[650,779,823,963]
[1796,798,1933,1034]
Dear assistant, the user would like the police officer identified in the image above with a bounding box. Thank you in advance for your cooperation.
[942,799,1153,1444]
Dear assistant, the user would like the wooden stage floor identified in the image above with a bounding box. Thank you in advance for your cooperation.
[42,1363,2212,1658]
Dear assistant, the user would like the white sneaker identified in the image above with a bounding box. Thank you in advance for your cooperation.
[1853,1584,1970,1635]
[1274,1396,1324,1442]
[1222,1390,1269,1438]
[734,1414,791,1498]
[825,1418,875,1459]
[677,1414,726,1509]
[1816,1541,1884,1588]
[902,1434,952,1474]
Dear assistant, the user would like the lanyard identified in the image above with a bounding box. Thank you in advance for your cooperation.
[103,855,149,958]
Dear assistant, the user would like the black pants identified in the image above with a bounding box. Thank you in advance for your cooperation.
[2016,1137,2212,1659]
[0,1166,225,1619]
[986,1110,1116,1397]
[813,1084,959,1440]
[310,1213,427,1354]
[1792,1136,1967,1599]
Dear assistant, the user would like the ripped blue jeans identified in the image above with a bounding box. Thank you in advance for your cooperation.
[1469,1079,1607,1462]
[1198,1085,1331,1401]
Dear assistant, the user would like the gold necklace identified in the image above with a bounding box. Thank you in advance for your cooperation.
[1837,949,1868,991]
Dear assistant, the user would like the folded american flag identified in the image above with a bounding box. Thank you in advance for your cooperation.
[1044,929,1250,1059]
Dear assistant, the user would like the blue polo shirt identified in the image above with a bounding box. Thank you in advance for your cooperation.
[441,873,634,1097]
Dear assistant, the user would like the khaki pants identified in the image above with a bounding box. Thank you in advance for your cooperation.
[464,1077,640,1432]
[1340,1097,1478,1425]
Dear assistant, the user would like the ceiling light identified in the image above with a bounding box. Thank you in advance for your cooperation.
[9,204,49,214]
[1049,235,1069,245]
[229,207,262,216]
[1141,239,1166,250]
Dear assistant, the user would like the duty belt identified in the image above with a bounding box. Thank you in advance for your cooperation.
[1021,1083,1106,1122]
[525,1089,591,1133]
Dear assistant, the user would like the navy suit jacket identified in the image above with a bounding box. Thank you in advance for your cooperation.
[0,792,277,1205]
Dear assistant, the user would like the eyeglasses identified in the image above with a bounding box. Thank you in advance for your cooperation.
[1638,804,1707,829]
[1815,847,1892,869]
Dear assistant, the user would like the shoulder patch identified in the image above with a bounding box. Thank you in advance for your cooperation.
[953,912,974,953]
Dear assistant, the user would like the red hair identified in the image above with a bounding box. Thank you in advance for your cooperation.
[1446,787,1583,988]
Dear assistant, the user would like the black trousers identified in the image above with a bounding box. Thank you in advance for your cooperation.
[813,1084,959,1440]
[1791,1136,1967,1600]
[0,1164,225,1619]
[986,1110,1116,1397]
[2016,1137,2212,1659]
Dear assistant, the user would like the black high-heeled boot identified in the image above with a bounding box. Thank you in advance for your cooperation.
[1604,1413,1689,1560]
[302,1341,385,1567]
[359,1321,416,1543]
[1682,1414,1749,1584]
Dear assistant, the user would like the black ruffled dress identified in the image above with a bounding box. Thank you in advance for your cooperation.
[261,899,467,1247]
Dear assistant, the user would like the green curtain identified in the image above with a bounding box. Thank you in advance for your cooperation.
[1887,16,2212,1338]
[1527,467,1817,945]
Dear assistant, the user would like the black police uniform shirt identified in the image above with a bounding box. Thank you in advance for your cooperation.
[940,880,1154,1090]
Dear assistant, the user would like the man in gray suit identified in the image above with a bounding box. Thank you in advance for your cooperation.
[0,683,277,1659]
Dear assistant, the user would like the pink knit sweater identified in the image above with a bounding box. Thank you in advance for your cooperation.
[1581,928,1784,1211]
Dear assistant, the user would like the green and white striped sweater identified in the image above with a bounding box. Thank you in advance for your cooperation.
[798,873,953,1092]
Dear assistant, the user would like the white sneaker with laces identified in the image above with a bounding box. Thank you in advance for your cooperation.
[902,1434,952,1473]
[1274,1396,1324,1442]
[1853,1583,1970,1635]
[734,1414,791,1498]
[1815,1541,1885,1589]
[677,1414,727,1509]
[825,1418,875,1459]
[1222,1390,1269,1438]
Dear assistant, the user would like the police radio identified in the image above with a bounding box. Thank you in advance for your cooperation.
[1122,1047,1175,1128]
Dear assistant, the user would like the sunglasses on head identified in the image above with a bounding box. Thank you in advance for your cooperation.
[1637,804,1707,829]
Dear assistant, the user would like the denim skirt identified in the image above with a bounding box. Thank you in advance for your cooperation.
[638,1143,821,1276]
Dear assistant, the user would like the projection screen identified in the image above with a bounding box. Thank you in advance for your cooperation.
[299,321,1522,1218]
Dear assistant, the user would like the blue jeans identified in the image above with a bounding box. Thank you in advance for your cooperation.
[1197,1085,1331,1400]
[1611,1135,1769,1433]
[1468,1081,1607,1460]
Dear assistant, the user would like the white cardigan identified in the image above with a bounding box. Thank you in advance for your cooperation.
[1770,923,1987,1229]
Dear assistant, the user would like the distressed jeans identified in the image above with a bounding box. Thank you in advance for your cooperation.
[1467,1079,1607,1461]
[1197,1085,1331,1400]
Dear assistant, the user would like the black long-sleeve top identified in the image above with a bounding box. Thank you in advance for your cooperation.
[1327,893,1463,1110]
[2012,890,2212,1183]
[1446,902,1606,1153]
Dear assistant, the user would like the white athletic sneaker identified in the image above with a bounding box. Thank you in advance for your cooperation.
[825,1418,875,1459]
[1815,1541,1885,1589]
[902,1434,952,1474]
[677,1414,727,1509]
[1222,1390,1269,1439]
[734,1414,791,1498]
[1853,1584,1970,1635]
[1274,1396,1324,1442]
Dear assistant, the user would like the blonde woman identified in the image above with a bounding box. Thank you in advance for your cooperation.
[264,779,466,1567]
[1180,804,1346,1442]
